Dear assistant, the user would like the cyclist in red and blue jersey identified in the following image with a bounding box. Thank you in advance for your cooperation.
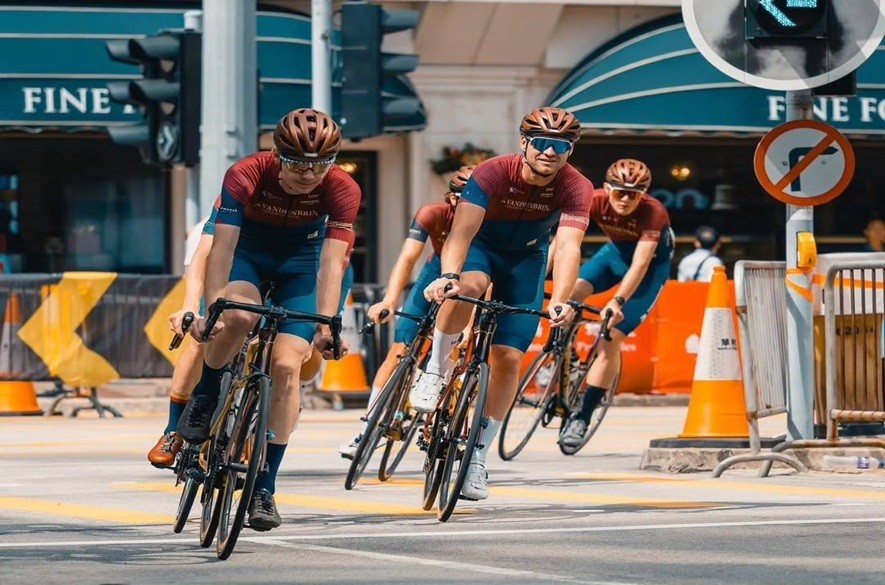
[338,165,475,459]
[560,158,673,448]
[420,107,594,500]
[175,108,361,531]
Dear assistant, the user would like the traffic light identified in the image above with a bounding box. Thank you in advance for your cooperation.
[340,2,421,140]
[745,0,829,40]
[105,31,201,166]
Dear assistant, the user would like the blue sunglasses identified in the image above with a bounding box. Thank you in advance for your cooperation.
[527,136,573,155]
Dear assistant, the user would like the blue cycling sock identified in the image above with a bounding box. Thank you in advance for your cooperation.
[579,385,607,423]
[192,362,225,401]
[164,397,188,434]
[254,443,287,494]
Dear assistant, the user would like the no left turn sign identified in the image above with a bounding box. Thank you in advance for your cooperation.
[753,119,855,207]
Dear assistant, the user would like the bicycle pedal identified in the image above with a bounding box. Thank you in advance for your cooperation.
[150,462,174,471]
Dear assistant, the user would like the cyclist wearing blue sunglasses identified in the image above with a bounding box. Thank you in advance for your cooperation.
[415,106,593,502]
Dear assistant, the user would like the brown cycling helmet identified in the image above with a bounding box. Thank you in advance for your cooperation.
[448,165,477,195]
[606,158,652,191]
[519,107,582,142]
[273,108,341,160]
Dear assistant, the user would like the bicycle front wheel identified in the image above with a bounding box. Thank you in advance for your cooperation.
[437,363,489,522]
[498,351,560,461]
[216,376,270,560]
[173,475,198,533]
[377,361,421,481]
[345,359,409,490]
[559,365,620,456]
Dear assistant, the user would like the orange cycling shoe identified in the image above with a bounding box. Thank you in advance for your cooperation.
[148,432,183,468]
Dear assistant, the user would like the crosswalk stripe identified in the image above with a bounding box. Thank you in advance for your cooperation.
[0,496,174,525]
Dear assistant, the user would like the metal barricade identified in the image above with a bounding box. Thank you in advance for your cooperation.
[760,259,885,475]
[713,261,806,477]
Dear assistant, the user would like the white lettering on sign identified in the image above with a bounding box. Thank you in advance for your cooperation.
[21,87,137,116]
[767,95,885,124]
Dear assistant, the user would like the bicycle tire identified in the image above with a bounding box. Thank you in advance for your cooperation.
[344,365,399,490]
[216,376,270,560]
[173,475,198,533]
[199,482,222,547]
[421,407,446,511]
[498,351,561,461]
[559,366,621,456]
[377,362,420,481]
[198,370,233,547]
[437,362,489,522]
[378,410,421,482]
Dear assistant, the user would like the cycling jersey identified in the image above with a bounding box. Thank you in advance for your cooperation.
[587,188,672,263]
[214,151,360,251]
[461,154,593,251]
[215,151,362,341]
[407,203,454,256]
[457,154,594,351]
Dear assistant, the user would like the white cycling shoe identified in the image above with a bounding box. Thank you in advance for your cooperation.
[460,458,489,500]
[409,371,446,413]
[338,433,362,460]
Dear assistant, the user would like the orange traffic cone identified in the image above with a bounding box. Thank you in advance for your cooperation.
[679,265,748,438]
[0,294,42,416]
[318,292,370,397]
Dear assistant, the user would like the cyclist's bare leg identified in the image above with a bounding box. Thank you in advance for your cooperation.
[426,271,489,374]
[268,333,312,440]
[569,278,594,303]
[584,328,624,389]
[203,281,262,368]
[300,347,323,381]
[170,340,204,404]
[486,345,524,420]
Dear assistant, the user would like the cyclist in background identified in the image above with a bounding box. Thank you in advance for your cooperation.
[560,159,673,448]
[419,107,594,500]
[147,211,216,468]
[175,108,360,531]
[338,165,475,459]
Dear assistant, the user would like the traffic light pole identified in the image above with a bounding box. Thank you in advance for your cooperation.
[784,89,816,441]
[311,0,333,112]
[199,0,257,218]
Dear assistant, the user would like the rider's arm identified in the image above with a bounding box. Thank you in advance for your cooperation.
[182,233,213,312]
[548,226,584,305]
[316,238,350,331]
[614,238,657,301]
[204,224,239,307]
[440,201,485,275]
[382,238,426,304]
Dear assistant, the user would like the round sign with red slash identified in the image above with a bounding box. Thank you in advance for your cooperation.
[753,119,855,206]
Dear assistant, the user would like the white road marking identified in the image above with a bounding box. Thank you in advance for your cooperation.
[258,539,627,585]
[0,516,883,549]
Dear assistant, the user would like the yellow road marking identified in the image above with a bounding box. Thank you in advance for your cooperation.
[121,482,466,516]
[573,473,885,500]
[0,496,173,525]
[361,477,714,509]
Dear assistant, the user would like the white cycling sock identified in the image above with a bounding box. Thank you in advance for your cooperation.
[362,385,383,431]
[473,418,502,465]
[425,330,460,378]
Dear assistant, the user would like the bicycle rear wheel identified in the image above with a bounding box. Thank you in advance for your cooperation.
[345,360,409,490]
[559,365,620,456]
[498,351,560,461]
[437,363,489,522]
[377,361,420,482]
[216,376,270,560]
[421,406,447,510]
[173,475,198,533]
[198,371,233,547]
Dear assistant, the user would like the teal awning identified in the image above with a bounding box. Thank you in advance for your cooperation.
[0,4,425,133]
[547,15,885,138]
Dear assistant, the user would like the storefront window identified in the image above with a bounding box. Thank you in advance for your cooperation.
[0,135,167,273]
[337,151,377,284]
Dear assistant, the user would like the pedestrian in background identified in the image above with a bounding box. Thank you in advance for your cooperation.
[677,225,723,282]
[861,218,885,252]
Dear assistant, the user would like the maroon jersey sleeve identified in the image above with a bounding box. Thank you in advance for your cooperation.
[639,198,670,242]
[557,168,593,231]
[215,156,264,226]
[323,168,362,244]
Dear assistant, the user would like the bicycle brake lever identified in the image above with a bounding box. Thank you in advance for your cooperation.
[169,311,195,350]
